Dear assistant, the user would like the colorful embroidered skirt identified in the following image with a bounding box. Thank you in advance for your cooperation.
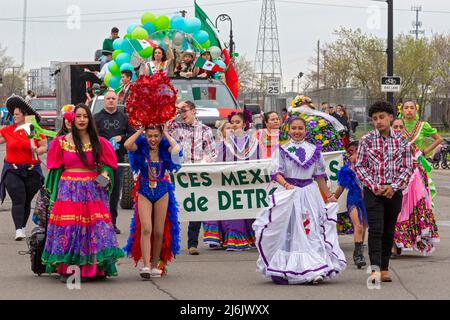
[203,219,256,251]
[394,166,439,255]
[42,171,124,277]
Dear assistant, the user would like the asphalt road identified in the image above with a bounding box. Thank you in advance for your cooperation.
[1,144,450,300]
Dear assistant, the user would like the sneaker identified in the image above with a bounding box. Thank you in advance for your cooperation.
[188,247,199,255]
[114,225,121,234]
[150,268,163,278]
[139,267,151,280]
[15,229,26,241]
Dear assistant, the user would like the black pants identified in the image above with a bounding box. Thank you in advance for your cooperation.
[4,170,42,230]
[109,167,124,226]
[363,187,403,271]
[187,221,202,249]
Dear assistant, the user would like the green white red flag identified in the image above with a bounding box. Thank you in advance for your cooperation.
[127,38,157,52]
[194,57,224,72]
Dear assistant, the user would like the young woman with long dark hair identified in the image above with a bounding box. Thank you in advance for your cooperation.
[42,103,124,282]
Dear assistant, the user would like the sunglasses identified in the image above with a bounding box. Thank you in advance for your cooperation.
[393,125,404,130]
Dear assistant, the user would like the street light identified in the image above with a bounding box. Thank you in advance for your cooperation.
[215,14,234,54]
[297,72,304,93]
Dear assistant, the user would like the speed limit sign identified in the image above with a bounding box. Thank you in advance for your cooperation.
[266,77,281,96]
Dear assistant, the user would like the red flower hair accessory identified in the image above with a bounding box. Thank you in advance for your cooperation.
[61,104,75,123]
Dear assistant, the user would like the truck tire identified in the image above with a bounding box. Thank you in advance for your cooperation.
[120,154,134,210]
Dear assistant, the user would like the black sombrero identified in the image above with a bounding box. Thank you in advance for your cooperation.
[5,94,41,123]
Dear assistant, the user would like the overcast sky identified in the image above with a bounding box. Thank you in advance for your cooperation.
[0,0,449,89]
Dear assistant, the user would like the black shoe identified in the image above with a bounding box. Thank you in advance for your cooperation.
[353,242,366,269]
[114,225,121,234]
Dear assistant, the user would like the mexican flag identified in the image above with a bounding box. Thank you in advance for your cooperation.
[194,57,224,72]
[195,1,223,49]
[127,38,157,52]
[192,87,217,100]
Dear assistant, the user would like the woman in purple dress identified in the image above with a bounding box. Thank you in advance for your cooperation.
[203,111,262,251]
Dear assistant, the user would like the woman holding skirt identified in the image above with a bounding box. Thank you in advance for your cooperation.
[253,117,346,284]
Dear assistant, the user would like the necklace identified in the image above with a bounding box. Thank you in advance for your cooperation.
[147,154,162,189]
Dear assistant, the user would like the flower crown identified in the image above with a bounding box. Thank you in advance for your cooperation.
[292,95,314,108]
[228,109,253,130]
[61,104,75,123]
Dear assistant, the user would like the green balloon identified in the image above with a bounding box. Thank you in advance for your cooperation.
[141,12,156,25]
[155,16,170,30]
[131,27,149,40]
[104,72,112,86]
[139,46,154,59]
[112,49,123,60]
[202,40,211,49]
[108,62,121,76]
[124,33,132,39]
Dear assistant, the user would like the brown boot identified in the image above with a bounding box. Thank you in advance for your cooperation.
[381,271,392,282]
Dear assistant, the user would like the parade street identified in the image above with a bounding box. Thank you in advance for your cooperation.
[1,145,449,300]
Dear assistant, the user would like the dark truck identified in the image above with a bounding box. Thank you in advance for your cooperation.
[90,77,260,209]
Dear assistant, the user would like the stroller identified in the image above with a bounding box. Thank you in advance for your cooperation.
[428,139,450,169]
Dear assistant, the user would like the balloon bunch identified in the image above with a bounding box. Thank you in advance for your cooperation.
[103,11,225,90]
[125,72,177,128]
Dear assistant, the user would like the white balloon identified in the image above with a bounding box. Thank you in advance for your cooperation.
[209,46,222,60]
[173,32,184,46]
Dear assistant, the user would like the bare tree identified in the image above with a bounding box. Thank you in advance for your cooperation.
[234,54,258,94]
[0,44,25,102]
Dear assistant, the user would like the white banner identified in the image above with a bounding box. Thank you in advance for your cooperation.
[170,151,346,222]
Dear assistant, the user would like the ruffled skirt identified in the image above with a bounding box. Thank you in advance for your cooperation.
[42,171,124,277]
[203,219,256,251]
[394,167,439,255]
[253,184,347,284]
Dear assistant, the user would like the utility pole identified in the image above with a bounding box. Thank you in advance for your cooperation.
[387,0,394,106]
[316,40,320,91]
[179,10,187,17]
[297,72,303,93]
[291,78,294,92]
[410,6,424,40]
[21,0,27,67]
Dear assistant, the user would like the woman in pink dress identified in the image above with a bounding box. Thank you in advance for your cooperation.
[42,103,124,282]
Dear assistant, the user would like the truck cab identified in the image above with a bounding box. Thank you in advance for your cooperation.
[90,77,243,128]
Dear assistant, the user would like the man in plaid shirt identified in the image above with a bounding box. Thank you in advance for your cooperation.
[167,100,217,255]
[355,101,413,284]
